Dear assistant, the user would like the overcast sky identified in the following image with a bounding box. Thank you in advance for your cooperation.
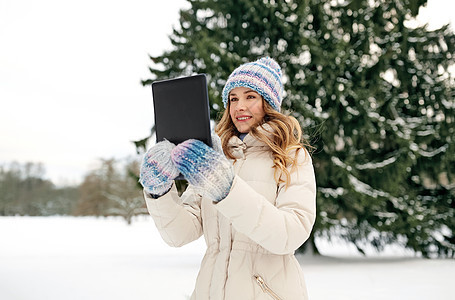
[0,0,454,186]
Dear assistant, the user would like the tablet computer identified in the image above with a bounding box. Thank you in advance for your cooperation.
[152,74,212,147]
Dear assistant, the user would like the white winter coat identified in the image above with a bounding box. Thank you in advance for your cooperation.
[144,130,317,299]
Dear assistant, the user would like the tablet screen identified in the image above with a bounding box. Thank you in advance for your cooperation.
[152,74,212,147]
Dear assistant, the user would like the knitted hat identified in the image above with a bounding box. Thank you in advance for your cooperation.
[222,57,283,112]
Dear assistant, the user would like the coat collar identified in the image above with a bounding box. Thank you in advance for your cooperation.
[227,123,273,159]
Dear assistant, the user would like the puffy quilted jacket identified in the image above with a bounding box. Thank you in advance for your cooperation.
[144,131,316,299]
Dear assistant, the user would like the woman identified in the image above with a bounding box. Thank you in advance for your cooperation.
[140,57,316,299]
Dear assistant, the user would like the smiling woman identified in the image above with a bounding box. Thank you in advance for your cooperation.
[139,57,317,299]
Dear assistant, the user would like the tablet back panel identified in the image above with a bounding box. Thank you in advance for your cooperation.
[152,74,212,147]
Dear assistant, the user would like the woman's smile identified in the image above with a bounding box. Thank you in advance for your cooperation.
[236,115,252,121]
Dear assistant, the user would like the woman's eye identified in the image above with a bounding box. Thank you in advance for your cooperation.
[230,97,238,102]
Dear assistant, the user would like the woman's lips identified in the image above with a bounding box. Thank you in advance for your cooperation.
[236,116,252,121]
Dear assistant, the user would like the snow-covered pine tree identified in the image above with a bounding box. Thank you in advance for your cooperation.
[288,0,455,258]
[139,0,455,257]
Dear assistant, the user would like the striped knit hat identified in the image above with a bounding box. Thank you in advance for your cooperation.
[222,57,283,112]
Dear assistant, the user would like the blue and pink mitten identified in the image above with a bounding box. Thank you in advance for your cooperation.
[139,140,179,197]
[171,139,234,202]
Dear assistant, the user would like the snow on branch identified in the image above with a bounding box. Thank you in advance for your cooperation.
[319,187,345,198]
[416,128,436,136]
[442,99,455,109]
[348,174,405,210]
[355,156,397,170]
[367,111,385,122]
[305,102,330,119]
[373,211,398,219]
[346,106,360,116]
[331,156,349,169]
[418,144,449,157]
[349,174,389,198]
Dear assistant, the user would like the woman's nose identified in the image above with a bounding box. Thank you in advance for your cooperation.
[236,99,247,111]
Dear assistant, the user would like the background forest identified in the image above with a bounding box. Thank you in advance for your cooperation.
[0,159,145,225]
[1,0,454,258]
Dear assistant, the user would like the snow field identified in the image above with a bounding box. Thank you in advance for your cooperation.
[0,216,453,299]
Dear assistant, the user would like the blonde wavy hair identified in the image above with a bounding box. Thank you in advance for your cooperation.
[215,99,312,187]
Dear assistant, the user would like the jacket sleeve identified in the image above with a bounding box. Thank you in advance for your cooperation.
[144,183,203,247]
[215,150,316,255]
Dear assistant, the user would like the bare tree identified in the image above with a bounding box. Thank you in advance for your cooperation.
[75,157,147,224]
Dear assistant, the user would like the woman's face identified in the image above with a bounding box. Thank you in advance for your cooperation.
[229,87,266,133]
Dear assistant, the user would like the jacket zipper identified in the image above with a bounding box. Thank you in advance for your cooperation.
[254,275,283,300]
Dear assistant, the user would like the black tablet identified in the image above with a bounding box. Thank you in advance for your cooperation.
[152,74,212,147]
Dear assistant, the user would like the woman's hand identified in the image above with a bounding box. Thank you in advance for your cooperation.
[139,140,179,198]
[171,139,234,202]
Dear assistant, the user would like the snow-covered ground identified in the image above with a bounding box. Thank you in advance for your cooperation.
[0,216,453,300]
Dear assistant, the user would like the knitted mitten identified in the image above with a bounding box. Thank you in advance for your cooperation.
[211,132,224,155]
[171,139,234,202]
[139,140,179,197]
